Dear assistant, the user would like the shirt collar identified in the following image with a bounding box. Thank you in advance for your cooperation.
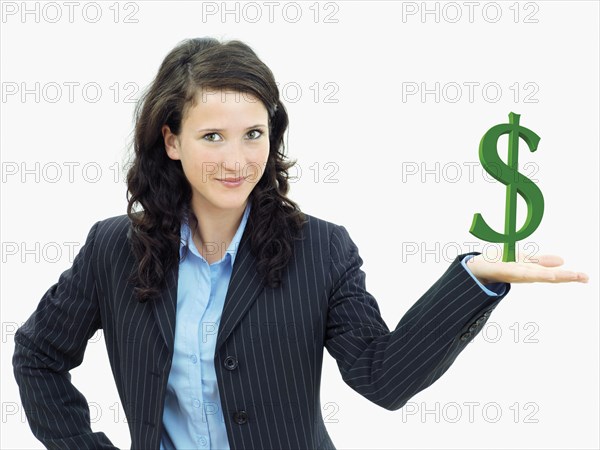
[179,199,252,266]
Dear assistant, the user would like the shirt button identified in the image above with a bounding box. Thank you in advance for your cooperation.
[191,354,198,364]
[193,399,201,408]
[198,436,208,446]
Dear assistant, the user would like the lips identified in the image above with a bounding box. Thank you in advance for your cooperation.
[217,176,244,182]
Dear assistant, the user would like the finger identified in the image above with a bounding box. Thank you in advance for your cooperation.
[518,254,589,282]
[575,272,590,283]
[530,267,587,283]
[517,253,564,267]
[534,255,564,267]
[490,258,589,284]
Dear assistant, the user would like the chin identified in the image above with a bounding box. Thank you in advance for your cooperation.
[208,194,250,210]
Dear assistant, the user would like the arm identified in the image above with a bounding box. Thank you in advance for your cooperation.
[324,225,511,411]
[12,220,119,450]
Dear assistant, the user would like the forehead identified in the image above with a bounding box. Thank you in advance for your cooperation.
[190,88,264,112]
[182,88,267,127]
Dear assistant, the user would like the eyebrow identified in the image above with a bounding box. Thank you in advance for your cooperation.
[196,124,267,132]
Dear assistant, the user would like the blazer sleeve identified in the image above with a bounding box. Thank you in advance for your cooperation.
[324,224,511,411]
[12,220,119,450]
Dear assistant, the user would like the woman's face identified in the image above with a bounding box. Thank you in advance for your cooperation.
[162,88,270,215]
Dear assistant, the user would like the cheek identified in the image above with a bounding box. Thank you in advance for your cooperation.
[188,150,219,181]
[248,147,270,179]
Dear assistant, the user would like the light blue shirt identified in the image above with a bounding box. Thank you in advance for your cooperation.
[160,200,251,450]
[160,204,504,449]
[461,254,507,296]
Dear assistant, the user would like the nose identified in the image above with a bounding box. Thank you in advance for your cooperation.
[221,141,245,176]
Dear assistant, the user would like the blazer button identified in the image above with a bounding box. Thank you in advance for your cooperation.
[475,317,486,326]
[233,410,248,424]
[224,356,238,370]
[483,310,492,318]
[460,332,471,341]
[468,324,478,333]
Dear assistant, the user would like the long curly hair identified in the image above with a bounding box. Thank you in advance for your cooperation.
[125,37,307,304]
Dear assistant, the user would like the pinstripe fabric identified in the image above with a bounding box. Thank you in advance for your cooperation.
[13,213,510,450]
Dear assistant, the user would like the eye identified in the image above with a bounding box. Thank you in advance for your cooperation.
[247,129,264,140]
[203,132,222,142]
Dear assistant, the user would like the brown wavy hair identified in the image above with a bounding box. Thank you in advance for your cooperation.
[125,37,307,303]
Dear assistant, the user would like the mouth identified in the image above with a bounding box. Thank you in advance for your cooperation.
[216,176,246,188]
[217,176,245,182]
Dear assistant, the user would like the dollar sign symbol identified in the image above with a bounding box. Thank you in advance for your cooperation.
[469,112,544,263]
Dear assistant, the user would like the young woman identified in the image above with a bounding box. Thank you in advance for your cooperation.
[13,37,589,450]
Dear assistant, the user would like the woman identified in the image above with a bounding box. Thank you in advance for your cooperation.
[13,37,589,450]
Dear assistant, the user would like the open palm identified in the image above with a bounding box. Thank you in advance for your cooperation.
[466,253,590,285]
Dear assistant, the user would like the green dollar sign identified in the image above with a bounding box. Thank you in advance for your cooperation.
[469,112,544,263]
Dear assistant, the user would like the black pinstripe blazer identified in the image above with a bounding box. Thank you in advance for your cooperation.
[13,212,510,450]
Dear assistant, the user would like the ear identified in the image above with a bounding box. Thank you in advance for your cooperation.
[162,125,181,160]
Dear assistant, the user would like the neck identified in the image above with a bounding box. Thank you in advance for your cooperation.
[190,198,247,263]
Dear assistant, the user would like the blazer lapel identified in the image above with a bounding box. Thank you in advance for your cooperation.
[150,255,178,356]
[216,224,266,352]
[150,222,267,356]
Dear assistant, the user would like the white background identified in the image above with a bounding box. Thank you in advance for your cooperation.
[1,1,598,449]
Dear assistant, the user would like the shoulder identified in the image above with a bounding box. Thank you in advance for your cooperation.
[95,212,132,236]
[296,212,357,264]
[298,211,345,241]
[300,212,359,264]
[85,213,134,253]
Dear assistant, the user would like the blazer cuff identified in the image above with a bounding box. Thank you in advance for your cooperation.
[461,254,508,297]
